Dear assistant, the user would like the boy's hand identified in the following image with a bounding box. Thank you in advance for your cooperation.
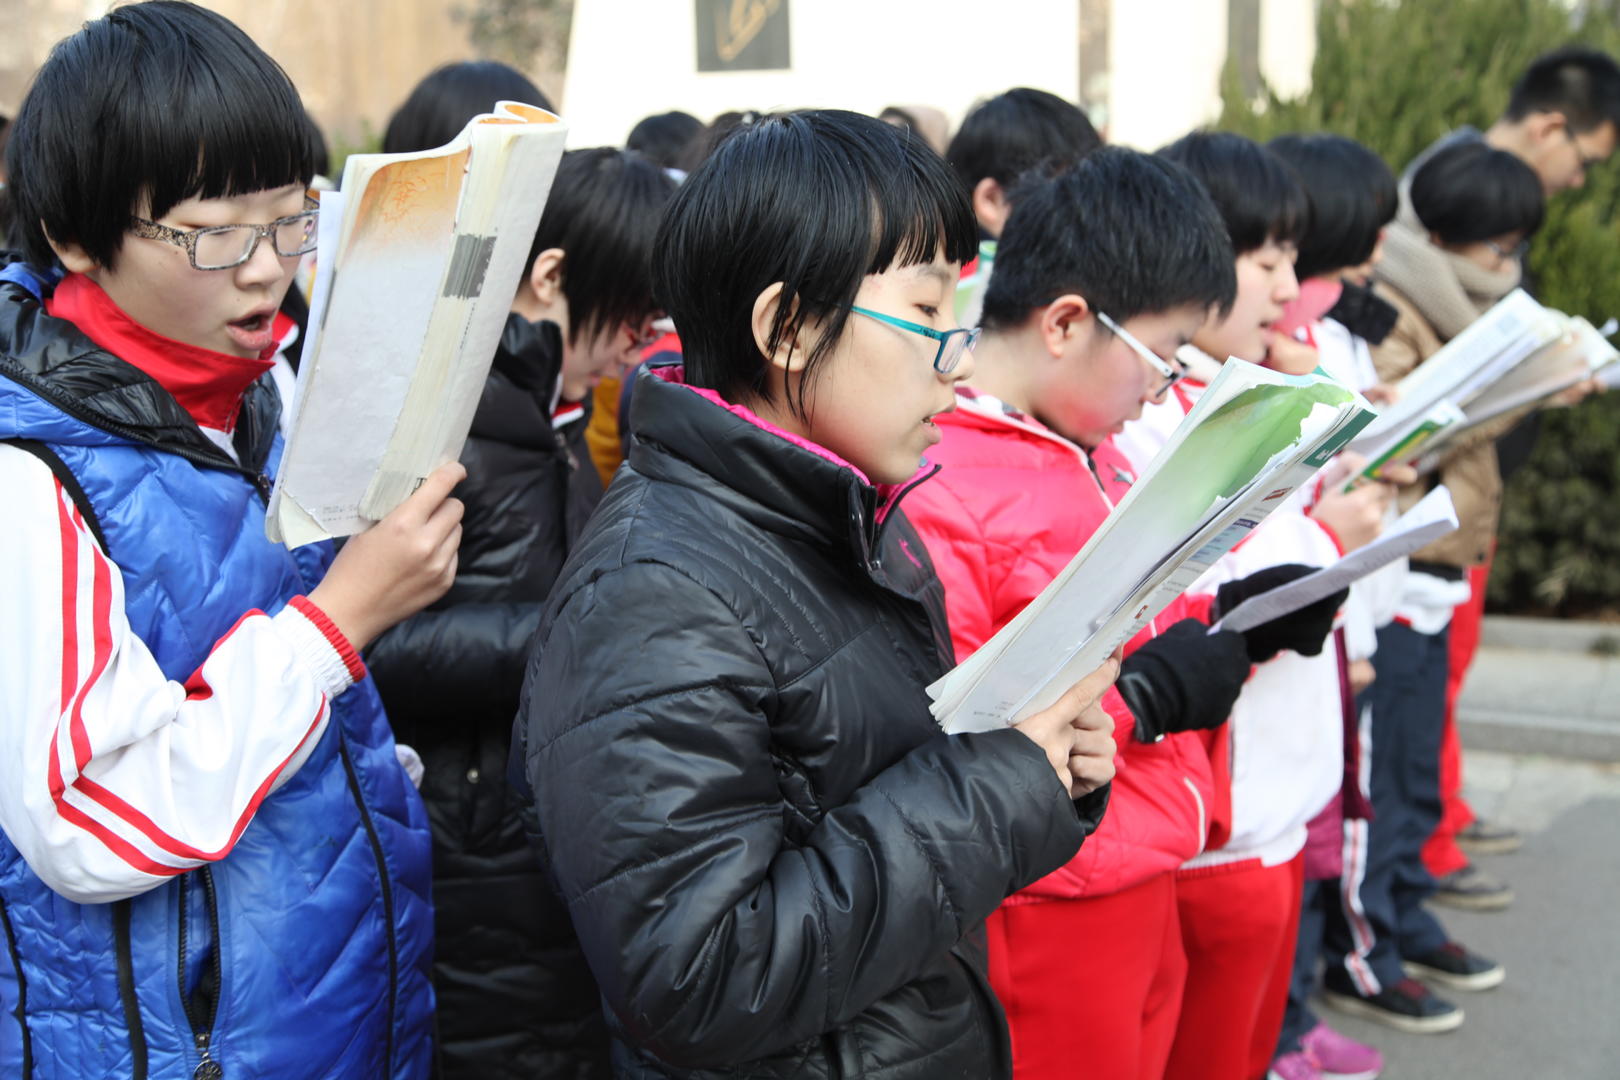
[1012,658,1119,799]
[309,462,467,651]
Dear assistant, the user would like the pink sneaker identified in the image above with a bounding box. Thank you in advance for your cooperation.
[1268,1050,1323,1080]
[1301,1020,1384,1080]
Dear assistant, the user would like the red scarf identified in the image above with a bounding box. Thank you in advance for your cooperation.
[45,274,285,433]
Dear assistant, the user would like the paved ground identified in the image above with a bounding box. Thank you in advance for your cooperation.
[1314,750,1620,1080]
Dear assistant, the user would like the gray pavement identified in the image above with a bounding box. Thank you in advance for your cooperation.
[1458,618,1620,762]
[1316,750,1620,1080]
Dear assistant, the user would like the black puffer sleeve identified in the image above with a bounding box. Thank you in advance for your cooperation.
[522,560,1085,1071]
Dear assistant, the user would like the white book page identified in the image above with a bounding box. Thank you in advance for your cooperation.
[1210,486,1459,635]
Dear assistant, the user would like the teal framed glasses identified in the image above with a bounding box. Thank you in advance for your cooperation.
[849,305,980,374]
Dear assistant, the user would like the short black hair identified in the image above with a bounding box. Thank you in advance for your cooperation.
[627,111,703,171]
[1410,140,1544,247]
[5,0,317,271]
[945,88,1102,192]
[1157,131,1308,256]
[1505,46,1620,134]
[654,110,976,413]
[381,61,553,155]
[1267,133,1396,280]
[981,147,1236,333]
[528,148,677,346]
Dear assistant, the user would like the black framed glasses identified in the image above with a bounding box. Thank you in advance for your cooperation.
[849,305,979,374]
[1095,310,1184,398]
[129,195,319,271]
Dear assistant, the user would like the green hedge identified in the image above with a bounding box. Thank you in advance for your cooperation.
[1218,0,1620,617]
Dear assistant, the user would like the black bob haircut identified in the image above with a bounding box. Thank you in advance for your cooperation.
[6,0,318,271]
[1267,133,1397,281]
[1157,131,1308,256]
[946,88,1102,192]
[981,147,1236,333]
[654,110,976,413]
[1505,46,1620,134]
[1410,140,1544,247]
[527,148,677,347]
[627,111,703,171]
[382,61,553,155]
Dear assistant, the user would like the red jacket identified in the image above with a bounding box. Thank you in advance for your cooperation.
[907,391,1218,902]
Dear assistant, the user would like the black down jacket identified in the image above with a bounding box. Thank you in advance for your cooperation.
[519,367,1106,1078]
[368,314,609,1080]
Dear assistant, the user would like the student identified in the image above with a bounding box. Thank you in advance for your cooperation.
[1109,132,1307,472]
[1105,132,1386,1080]
[0,4,463,1076]
[1262,131,1403,1080]
[517,109,1119,1078]
[627,110,704,173]
[382,60,554,154]
[945,88,1103,325]
[367,146,673,1079]
[1318,139,1546,1035]
[1401,46,1620,892]
[904,147,1346,1080]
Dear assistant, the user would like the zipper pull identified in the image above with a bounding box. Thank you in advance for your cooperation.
[193,1033,223,1080]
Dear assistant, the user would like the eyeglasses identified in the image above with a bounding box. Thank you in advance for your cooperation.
[1095,310,1184,398]
[1565,127,1599,177]
[625,318,662,352]
[1483,237,1530,263]
[129,195,319,271]
[849,305,979,374]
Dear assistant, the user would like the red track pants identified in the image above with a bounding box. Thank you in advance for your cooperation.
[1423,560,1491,877]
[1164,855,1306,1080]
[986,873,1186,1080]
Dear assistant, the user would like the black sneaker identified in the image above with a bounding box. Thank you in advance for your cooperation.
[1457,818,1523,855]
[1430,862,1513,911]
[1321,976,1464,1034]
[1403,941,1506,992]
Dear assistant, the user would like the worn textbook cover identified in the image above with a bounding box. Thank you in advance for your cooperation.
[268,101,568,546]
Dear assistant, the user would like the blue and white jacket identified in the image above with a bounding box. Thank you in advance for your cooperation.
[0,264,433,1079]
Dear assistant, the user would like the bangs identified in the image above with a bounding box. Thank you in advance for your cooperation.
[866,135,980,276]
[133,36,315,218]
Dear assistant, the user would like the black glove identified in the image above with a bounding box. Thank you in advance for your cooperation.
[1214,564,1349,663]
[1117,618,1252,743]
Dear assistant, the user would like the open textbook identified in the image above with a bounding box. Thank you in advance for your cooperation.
[1409,314,1620,473]
[927,363,1377,735]
[1344,290,1617,484]
[1211,486,1458,635]
[267,101,568,546]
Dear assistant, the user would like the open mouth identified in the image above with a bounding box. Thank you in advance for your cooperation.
[226,311,276,353]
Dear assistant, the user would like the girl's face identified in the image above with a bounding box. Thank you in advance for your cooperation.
[1444,230,1526,275]
[1192,239,1300,364]
[62,184,306,359]
[788,255,974,485]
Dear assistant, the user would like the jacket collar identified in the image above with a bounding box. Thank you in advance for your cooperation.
[626,365,935,564]
[46,273,275,433]
[0,261,277,471]
[471,314,575,449]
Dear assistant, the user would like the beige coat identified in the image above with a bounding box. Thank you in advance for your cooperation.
[1371,284,1534,569]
